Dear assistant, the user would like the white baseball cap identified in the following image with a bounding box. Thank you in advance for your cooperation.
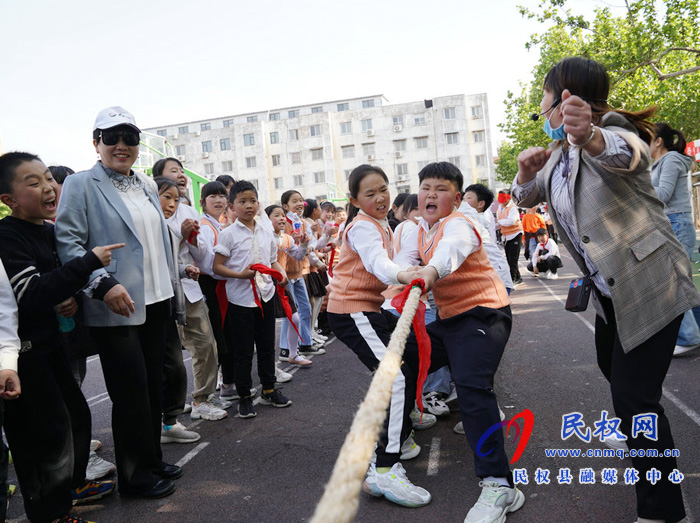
[93,106,141,132]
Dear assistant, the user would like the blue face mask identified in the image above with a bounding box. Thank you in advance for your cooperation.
[543,117,566,141]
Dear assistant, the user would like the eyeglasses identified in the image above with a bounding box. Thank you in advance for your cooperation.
[100,130,140,146]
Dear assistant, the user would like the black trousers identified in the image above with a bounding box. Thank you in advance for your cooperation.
[329,310,431,467]
[225,299,276,397]
[526,255,563,274]
[91,300,169,493]
[595,296,685,522]
[4,345,91,522]
[425,306,513,481]
[0,399,6,523]
[199,274,235,384]
[504,233,522,283]
[162,320,188,425]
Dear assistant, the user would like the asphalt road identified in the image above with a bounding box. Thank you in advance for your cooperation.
[6,247,700,522]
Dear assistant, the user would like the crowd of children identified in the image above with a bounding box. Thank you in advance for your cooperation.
[0,105,554,523]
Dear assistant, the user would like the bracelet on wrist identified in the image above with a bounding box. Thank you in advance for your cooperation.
[567,124,596,148]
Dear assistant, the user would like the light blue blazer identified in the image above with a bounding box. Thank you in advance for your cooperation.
[55,162,175,327]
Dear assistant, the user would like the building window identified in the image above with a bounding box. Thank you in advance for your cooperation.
[204,163,214,175]
[341,145,354,159]
[344,169,352,180]
[157,129,167,137]
[337,102,349,112]
[222,161,233,171]
[471,105,482,118]
[396,163,409,176]
[201,122,211,131]
[245,156,256,168]
[202,141,213,153]
[445,132,459,145]
[362,99,375,108]
[340,122,352,135]
[443,107,456,120]
[363,143,375,157]
[415,136,428,149]
[448,156,461,168]
[311,148,324,160]
[178,126,189,134]
[417,160,430,170]
[243,133,255,146]
[361,119,373,132]
[269,112,280,121]
[314,171,325,184]
[220,138,231,150]
[272,154,281,166]
[393,116,404,126]
[274,177,283,189]
[473,131,485,143]
[223,119,234,127]
[310,124,321,137]
[175,145,186,156]
[293,174,303,186]
[414,116,426,125]
[247,115,258,122]
[315,194,327,201]
[250,179,259,190]
[478,178,489,186]
[270,131,279,144]
[291,152,301,164]
[288,109,299,119]
[475,155,486,167]
[289,129,299,141]
[311,106,323,113]
[394,139,407,152]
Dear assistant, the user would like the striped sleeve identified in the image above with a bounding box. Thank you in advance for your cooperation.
[592,127,633,170]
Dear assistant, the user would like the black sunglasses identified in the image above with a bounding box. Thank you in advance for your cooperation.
[100,130,140,146]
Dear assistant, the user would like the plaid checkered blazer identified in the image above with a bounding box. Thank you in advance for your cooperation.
[515,112,700,352]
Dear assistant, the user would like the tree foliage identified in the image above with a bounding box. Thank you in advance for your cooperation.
[496,0,700,183]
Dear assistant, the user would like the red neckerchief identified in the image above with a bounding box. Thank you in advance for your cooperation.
[215,280,228,328]
[391,279,431,415]
[249,263,304,342]
[328,249,336,278]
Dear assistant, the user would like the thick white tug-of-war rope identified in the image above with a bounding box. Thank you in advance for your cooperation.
[311,285,423,523]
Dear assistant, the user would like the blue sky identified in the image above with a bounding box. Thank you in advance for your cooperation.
[0,0,608,170]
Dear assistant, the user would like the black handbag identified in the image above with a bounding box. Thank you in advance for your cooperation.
[565,275,593,312]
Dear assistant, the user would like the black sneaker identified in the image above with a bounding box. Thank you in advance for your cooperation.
[238,396,257,418]
[259,389,292,408]
[279,348,290,362]
[299,345,326,356]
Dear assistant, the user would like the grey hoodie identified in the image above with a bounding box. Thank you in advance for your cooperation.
[650,151,694,215]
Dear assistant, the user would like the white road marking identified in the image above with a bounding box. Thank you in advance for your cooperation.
[427,437,441,476]
[175,441,210,467]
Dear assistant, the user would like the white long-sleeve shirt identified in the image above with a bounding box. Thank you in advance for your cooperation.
[0,259,20,372]
[166,203,205,303]
[533,238,560,260]
[345,211,406,285]
[193,213,224,280]
[497,203,521,241]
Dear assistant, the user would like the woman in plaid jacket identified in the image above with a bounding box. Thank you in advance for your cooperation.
[513,57,699,523]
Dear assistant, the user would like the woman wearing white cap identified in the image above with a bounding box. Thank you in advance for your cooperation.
[55,107,182,498]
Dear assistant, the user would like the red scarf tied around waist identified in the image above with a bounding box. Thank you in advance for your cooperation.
[249,264,304,342]
[391,279,432,415]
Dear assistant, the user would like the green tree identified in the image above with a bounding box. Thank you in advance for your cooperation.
[497,0,700,184]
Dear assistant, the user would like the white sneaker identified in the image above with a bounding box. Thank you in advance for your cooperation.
[454,421,465,434]
[362,462,431,508]
[314,330,329,341]
[207,393,233,410]
[603,435,628,451]
[85,450,116,481]
[183,403,192,414]
[409,407,437,430]
[674,343,700,356]
[465,481,525,523]
[423,391,450,417]
[276,366,293,383]
[190,400,228,421]
[312,339,326,349]
[89,439,102,452]
[161,421,201,444]
[400,435,421,460]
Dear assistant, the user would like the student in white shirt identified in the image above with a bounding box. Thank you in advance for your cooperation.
[213,181,291,419]
[526,228,562,279]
